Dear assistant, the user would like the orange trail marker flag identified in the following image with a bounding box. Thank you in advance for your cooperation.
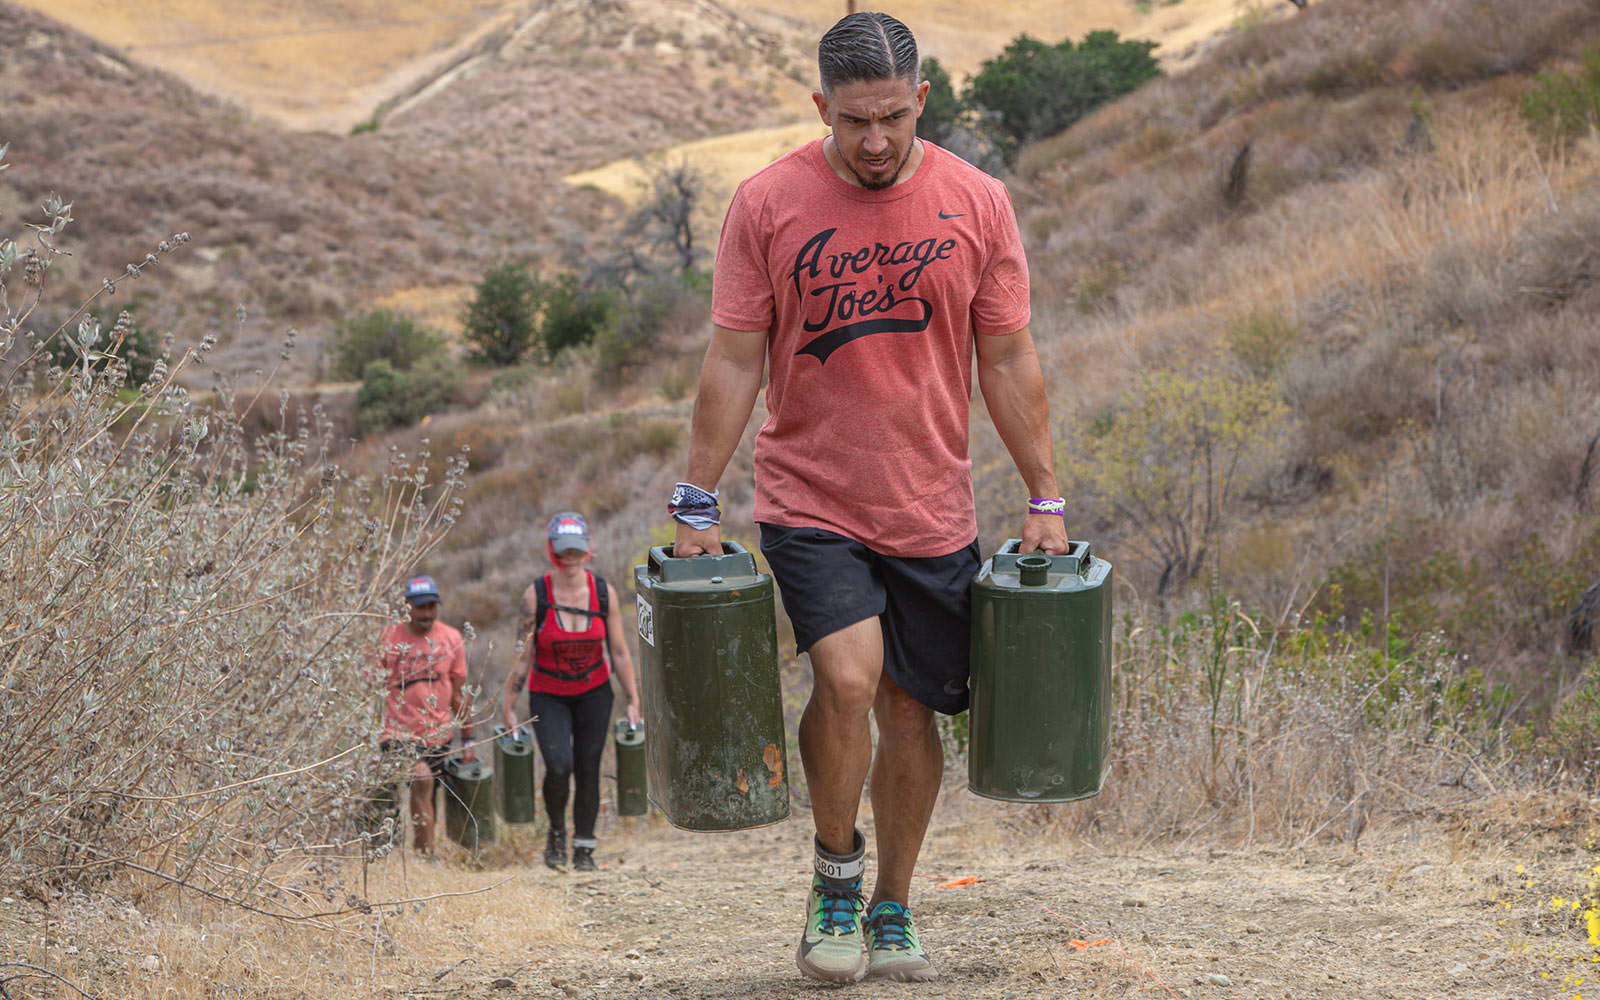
[937,876,981,889]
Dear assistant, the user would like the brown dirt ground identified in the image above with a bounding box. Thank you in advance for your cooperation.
[446,800,1574,1000]
[5,769,1593,998]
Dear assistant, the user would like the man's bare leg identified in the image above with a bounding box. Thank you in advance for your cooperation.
[861,669,942,982]
[867,670,942,909]
[408,761,437,855]
[798,617,882,855]
[794,616,882,983]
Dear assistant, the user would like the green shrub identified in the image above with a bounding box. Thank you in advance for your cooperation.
[917,56,963,145]
[1521,46,1600,146]
[541,274,614,358]
[965,30,1161,161]
[1061,368,1289,601]
[591,271,707,383]
[1225,307,1297,381]
[462,261,544,366]
[324,307,447,381]
[356,357,461,434]
[1545,657,1600,769]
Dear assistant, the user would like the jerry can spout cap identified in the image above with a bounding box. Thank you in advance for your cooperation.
[1017,554,1051,586]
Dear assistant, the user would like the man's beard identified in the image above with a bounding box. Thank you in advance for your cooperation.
[844,149,908,190]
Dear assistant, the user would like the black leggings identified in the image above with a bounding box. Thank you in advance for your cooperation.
[529,684,614,842]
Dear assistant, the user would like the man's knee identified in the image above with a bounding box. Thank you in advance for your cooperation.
[811,666,878,716]
[807,618,884,716]
[408,772,436,815]
[874,676,937,740]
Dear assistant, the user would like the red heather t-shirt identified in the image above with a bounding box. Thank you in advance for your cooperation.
[375,620,467,746]
[711,139,1030,557]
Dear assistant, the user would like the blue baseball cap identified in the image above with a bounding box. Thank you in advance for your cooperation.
[547,511,589,554]
[404,574,441,605]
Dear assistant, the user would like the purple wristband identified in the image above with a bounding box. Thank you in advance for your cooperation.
[1028,497,1066,515]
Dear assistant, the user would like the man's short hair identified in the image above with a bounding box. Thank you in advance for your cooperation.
[817,11,919,97]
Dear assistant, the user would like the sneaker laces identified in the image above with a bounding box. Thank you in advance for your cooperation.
[812,879,864,936]
[868,902,914,951]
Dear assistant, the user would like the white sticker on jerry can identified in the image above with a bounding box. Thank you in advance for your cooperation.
[637,597,655,646]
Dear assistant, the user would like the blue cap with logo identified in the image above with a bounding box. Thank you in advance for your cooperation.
[404,574,441,605]
[547,511,589,554]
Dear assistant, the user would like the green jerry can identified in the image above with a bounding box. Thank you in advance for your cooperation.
[442,754,496,849]
[634,541,790,831]
[614,719,648,817]
[969,538,1113,802]
[493,724,537,825]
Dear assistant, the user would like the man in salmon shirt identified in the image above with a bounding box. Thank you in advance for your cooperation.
[375,574,475,859]
[671,10,1068,985]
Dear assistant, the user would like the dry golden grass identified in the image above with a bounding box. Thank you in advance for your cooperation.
[564,121,824,207]
[374,283,475,341]
[8,847,575,1000]
[12,0,517,132]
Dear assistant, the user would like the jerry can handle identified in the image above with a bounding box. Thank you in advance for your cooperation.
[646,540,759,583]
[650,538,752,567]
[994,537,1093,577]
[999,536,1092,565]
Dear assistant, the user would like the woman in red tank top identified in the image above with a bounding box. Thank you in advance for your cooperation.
[499,512,640,871]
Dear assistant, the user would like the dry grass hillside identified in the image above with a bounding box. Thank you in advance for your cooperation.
[11,0,1600,725]
[0,0,797,379]
[1002,0,1600,713]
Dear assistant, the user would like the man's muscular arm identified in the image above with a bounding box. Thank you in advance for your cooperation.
[674,325,768,557]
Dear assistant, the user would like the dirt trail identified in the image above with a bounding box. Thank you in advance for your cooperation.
[425,793,1559,1000]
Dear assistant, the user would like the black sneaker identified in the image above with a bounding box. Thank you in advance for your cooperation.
[544,828,567,870]
[572,846,597,871]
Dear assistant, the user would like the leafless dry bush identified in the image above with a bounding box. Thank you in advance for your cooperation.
[1045,601,1511,848]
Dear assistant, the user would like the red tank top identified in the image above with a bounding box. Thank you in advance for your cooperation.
[527,572,610,696]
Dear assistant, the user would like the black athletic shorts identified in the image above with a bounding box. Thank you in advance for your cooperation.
[380,739,452,780]
[759,523,980,715]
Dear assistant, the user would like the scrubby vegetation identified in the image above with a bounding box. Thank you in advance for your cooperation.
[989,0,1600,786]
[0,167,466,913]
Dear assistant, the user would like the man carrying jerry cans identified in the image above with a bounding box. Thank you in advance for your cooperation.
[374,574,476,859]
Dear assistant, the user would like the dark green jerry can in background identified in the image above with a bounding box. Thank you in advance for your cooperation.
[634,541,790,831]
[614,719,648,817]
[969,538,1113,802]
[493,724,537,825]
[442,754,496,849]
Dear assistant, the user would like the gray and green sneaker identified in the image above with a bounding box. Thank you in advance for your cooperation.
[796,871,867,982]
[865,900,936,982]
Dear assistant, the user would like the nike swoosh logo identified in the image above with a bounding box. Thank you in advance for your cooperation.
[938,211,965,220]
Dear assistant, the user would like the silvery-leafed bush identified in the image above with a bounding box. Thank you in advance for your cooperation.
[0,145,466,909]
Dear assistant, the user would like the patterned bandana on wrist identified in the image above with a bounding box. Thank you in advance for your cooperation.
[1027,497,1066,515]
[669,482,721,529]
